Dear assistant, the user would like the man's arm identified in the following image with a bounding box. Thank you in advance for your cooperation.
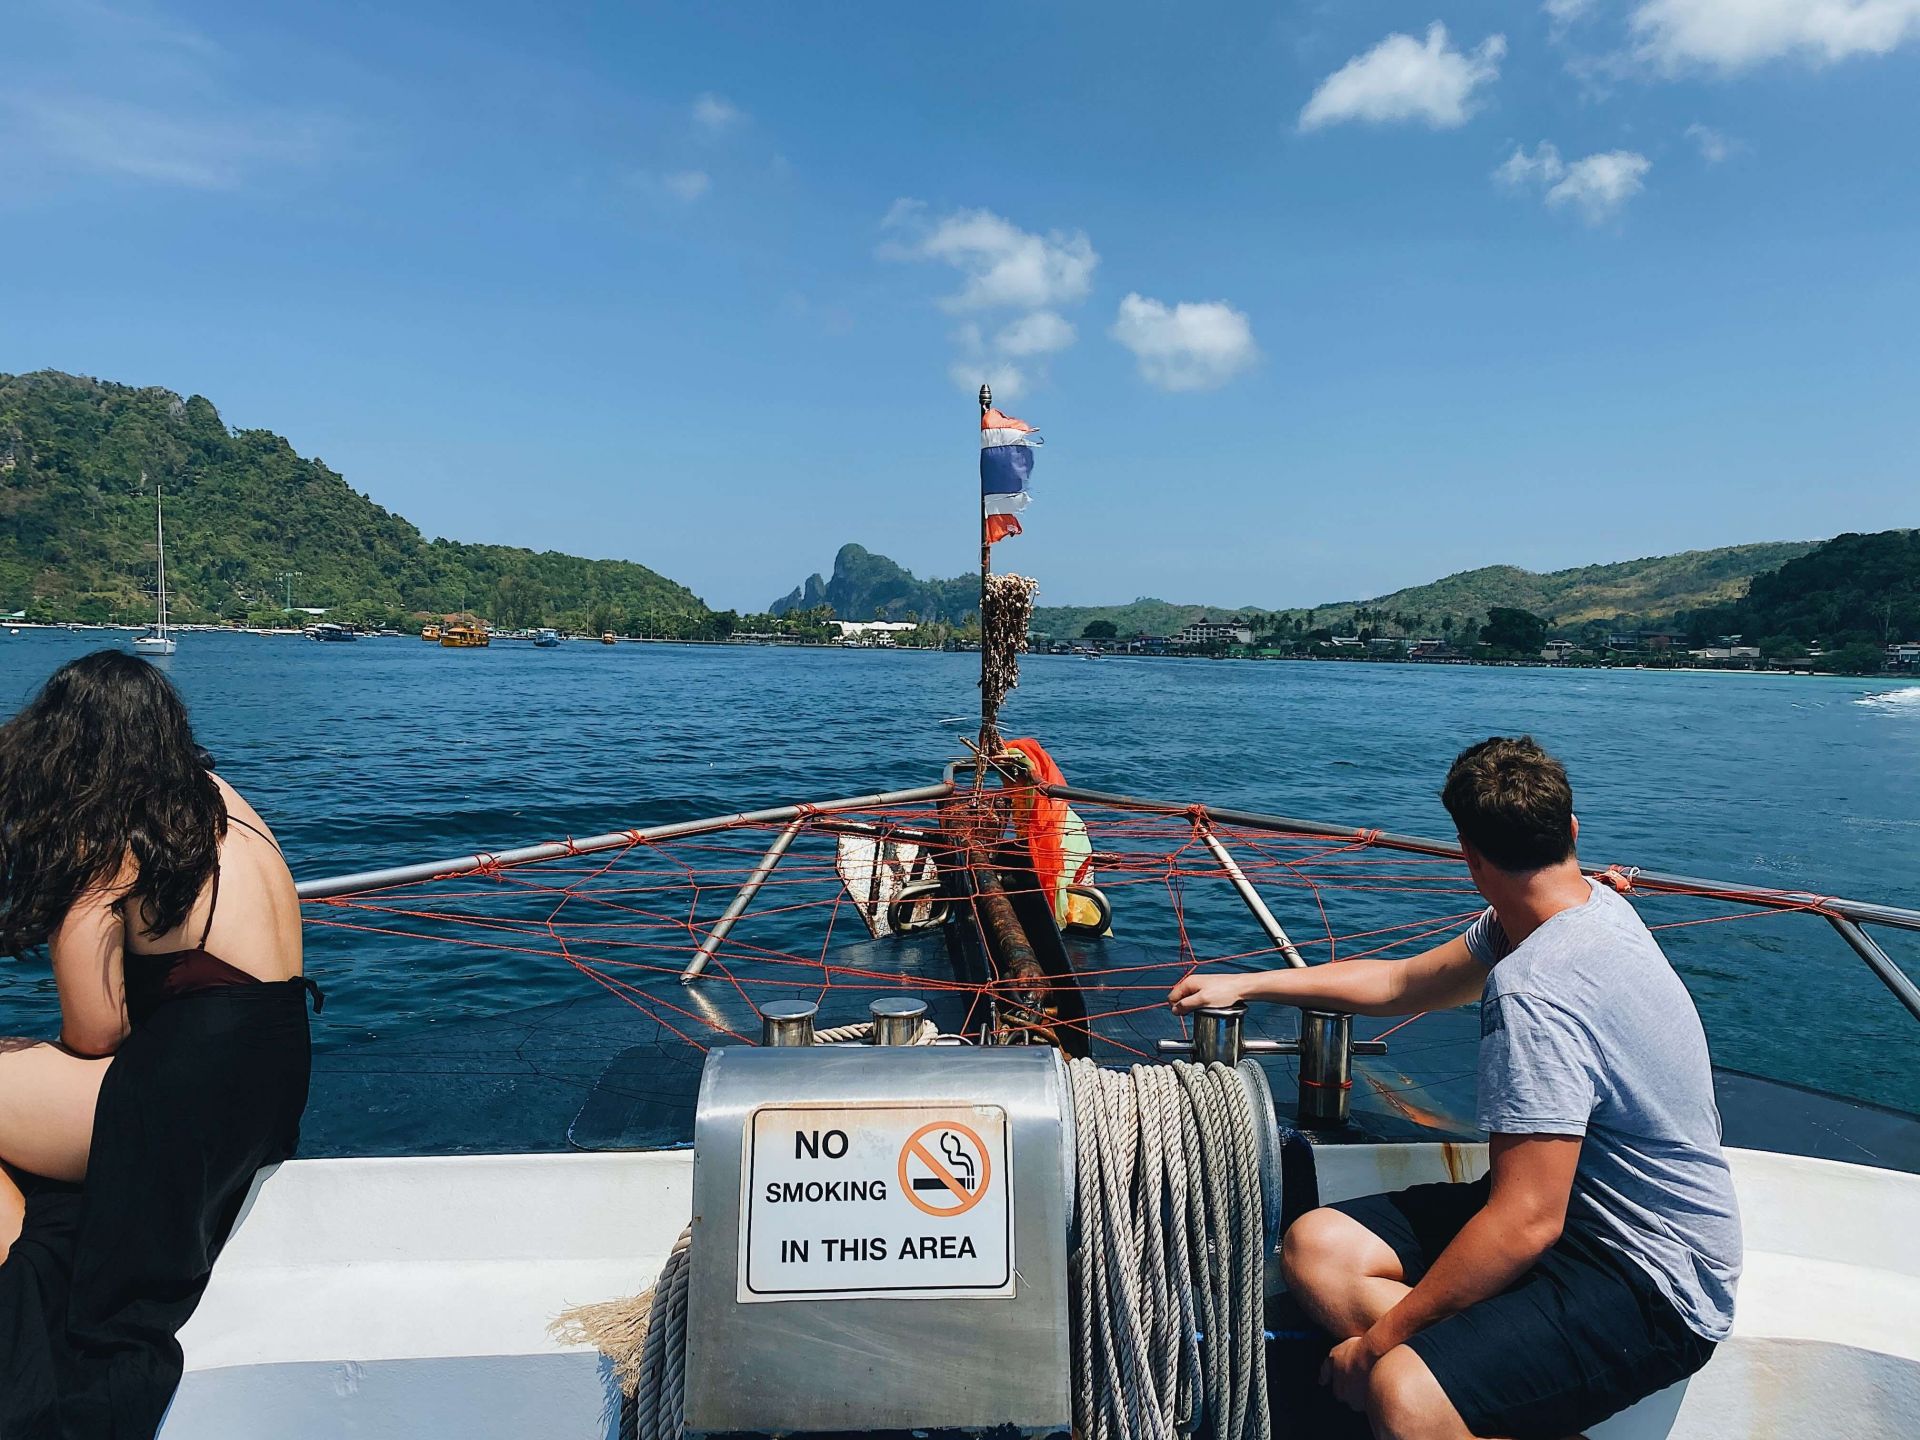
[1323,1132,1582,1404]
[1169,933,1487,1018]
[1365,992,1595,1351]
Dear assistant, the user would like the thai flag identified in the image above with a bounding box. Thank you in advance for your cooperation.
[981,407,1042,544]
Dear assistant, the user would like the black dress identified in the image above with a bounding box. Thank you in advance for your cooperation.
[0,856,315,1439]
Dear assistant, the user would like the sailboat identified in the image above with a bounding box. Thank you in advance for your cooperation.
[132,477,177,656]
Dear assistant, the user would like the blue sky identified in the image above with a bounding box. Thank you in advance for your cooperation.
[3,1,1916,612]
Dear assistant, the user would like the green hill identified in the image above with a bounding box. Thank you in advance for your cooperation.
[1029,597,1277,640]
[1311,542,1822,634]
[1031,542,1821,640]
[774,538,1824,641]
[0,371,709,632]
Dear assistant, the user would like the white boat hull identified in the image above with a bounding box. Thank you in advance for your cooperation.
[133,637,178,655]
[156,1144,1920,1439]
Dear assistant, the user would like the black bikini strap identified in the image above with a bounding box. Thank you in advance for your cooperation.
[228,813,283,854]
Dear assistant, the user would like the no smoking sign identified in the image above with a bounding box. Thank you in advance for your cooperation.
[740,1103,1013,1302]
[898,1120,991,1217]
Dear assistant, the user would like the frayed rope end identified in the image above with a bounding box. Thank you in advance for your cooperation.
[549,1289,658,1399]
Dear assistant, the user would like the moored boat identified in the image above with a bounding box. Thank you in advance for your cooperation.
[422,624,442,641]
[440,623,489,648]
[533,628,559,648]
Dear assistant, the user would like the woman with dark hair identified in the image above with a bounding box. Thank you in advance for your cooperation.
[0,650,314,1437]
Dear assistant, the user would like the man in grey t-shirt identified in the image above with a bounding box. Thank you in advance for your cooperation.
[1171,736,1741,1440]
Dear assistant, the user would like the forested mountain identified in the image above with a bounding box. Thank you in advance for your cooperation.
[1679,531,1918,647]
[0,372,708,631]
[774,538,1823,641]
[769,543,981,624]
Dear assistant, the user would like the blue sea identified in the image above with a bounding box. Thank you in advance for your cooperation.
[2,629,1917,1115]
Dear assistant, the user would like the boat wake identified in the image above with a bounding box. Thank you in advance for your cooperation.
[1855,686,1920,715]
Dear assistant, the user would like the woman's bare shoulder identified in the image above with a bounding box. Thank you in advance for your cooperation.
[209,773,277,841]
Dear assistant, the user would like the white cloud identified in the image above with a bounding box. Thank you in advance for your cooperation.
[691,93,743,131]
[3,91,329,189]
[880,197,924,230]
[884,202,1100,395]
[1630,0,1920,71]
[622,168,714,207]
[1549,152,1652,222]
[661,169,710,201]
[1496,143,1651,223]
[1544,0,1597,23]
[1299,23,1507,131]
[1110,294,1258,392]
[0,5,337,192]
[883,201,1099,313]
[1685,122,1732,161]
[995,311,1076,356]
[54,0,223,63]
[947,320,1055,401]
[1495,140,1567,188]
[948,357,1028,402]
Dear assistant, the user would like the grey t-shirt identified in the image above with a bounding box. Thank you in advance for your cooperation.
[1466,879,1742,1340]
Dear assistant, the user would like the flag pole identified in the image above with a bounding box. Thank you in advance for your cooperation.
[977,381,993,779]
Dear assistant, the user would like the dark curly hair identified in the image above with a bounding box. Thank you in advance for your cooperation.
[0,651,226,954]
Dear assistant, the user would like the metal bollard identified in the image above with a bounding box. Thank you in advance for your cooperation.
[1298,1010,1354,1126]
[1158,1002,1386,1127]
[1158,1003,1264,1065]
[868,996,929,1046]
[1190,1005,1246,1065]
[760,1000,818,1047]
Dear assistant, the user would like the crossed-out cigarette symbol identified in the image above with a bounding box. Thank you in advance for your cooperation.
[897,1120,992,1217]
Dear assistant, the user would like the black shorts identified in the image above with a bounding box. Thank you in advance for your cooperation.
[1329,1176,1716,1440]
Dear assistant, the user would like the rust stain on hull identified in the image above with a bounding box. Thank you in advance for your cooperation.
[1362,1070,1477,1139]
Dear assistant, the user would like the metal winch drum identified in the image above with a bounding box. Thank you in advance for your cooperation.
[681,1012,1287,1437]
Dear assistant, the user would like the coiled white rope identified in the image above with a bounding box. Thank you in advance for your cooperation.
[633,1228,690,1440]
[563,1055,1271,1440]
[1068,1057,1271,1440]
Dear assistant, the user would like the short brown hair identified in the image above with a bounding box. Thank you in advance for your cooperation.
[1440,736,1575,872]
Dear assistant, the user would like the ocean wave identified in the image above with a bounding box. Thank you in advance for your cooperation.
[1855,686,1920,713]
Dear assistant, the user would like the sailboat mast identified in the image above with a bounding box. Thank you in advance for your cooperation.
[154,480,168,637]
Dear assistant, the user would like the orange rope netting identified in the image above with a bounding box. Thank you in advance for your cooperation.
[301,787,1845,1056]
